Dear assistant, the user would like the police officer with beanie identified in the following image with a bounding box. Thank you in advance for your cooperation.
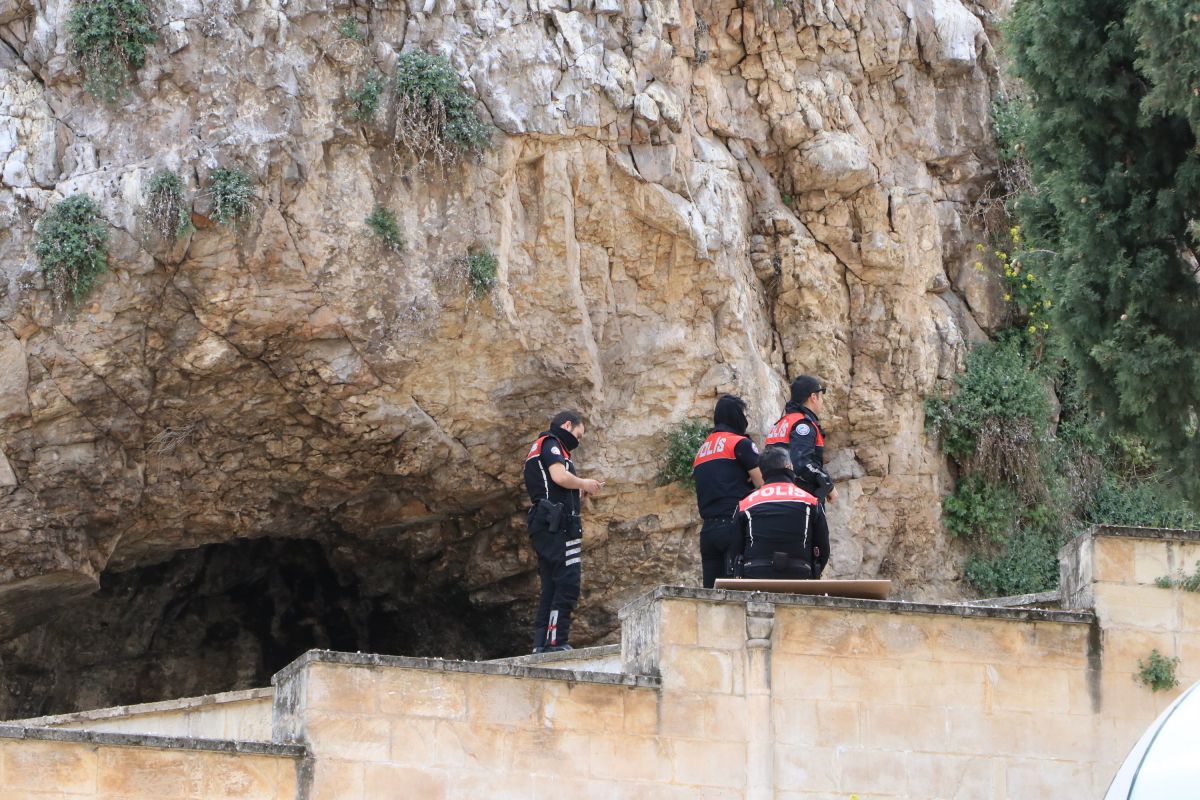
[734,448,830,579]
[765,375,837,504]
[692,395,763,588]
[524,410,602,653]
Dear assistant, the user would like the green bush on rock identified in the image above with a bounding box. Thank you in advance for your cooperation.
[68,0,156,103]
[34,195,109,306]
[143,170,192,240]
[347,71,384,123]
[208,168,255,226]
[365,205,405,252]
[464,250,497,296]
[392,50,492,166]
[656,419,710,490]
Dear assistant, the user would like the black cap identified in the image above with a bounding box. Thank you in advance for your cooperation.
[790,375,825,404]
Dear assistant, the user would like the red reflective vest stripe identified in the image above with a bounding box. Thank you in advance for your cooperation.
[737,482,819,512]
[526,435,571,462]
[692,432,745,467]
[765,411,824,447]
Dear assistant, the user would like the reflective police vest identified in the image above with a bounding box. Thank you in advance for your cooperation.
[692,431,743,466]
[692,431,755,520]
[764,411,824,450]
[735,482,820,553]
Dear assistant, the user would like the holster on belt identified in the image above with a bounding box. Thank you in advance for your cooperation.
[530,499,565,535]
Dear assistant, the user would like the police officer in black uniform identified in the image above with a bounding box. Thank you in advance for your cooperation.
[764,375,837,504]
[524,410,602,653]
[691,395,763,588]
[733,448,830,579]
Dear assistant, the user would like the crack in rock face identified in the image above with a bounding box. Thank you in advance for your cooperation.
[1,0,1007,706]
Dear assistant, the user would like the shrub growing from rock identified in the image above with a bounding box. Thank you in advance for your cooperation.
[143,170,192,240]
[68,0,156,103]
[1137,649,1180,692]
[365,205,405,252]
[208,168,255,225]
[657,419,710,489]
[392,50,491,166]
[347,71,384,123]
[34,195,109,305]
[336,16,363,42]
[464,250,497,296]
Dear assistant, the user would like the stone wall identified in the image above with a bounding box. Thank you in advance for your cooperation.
[0,729,300,799]
[15,688,274,741]
[5,526,1194,798]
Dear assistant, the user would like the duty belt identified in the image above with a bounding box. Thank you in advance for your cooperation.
[743,555,811,572]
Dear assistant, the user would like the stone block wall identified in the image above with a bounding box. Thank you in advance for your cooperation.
[4,526,1197,799]
[0,729,299,799]
[13,688,274,741]
[1078,530,1200,770]
[623,587,1102,799]
[270,654,704,800]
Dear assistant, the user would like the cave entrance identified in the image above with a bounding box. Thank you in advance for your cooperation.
[0,537,526,719]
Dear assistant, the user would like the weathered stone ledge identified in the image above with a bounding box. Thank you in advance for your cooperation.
[966,590,1061,608]
[1083,525,1200,542]
[619,585,1097,625]
[487,644,622,667]
[271,649,661,689]
[0,724,304,757]
[6,686,273,726]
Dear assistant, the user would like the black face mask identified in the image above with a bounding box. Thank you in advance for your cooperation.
[549,425,579,452]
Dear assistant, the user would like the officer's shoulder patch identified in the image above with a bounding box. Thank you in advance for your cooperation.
[550,446,561,455]
[750,442,760,454]
[795,424,811,436]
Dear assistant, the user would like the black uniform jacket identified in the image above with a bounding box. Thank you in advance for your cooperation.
[733,479,830,574]
[692,424,760,520]
[524,432,580,516]
[764,403,833,499]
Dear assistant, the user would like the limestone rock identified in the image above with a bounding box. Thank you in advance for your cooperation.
[0,0,1005,674]
[788,131,874,196]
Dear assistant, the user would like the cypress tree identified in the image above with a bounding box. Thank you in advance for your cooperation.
[1008,0,1200,480]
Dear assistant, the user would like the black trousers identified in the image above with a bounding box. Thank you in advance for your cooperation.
[531,519,582,650]
[700,517,740,589]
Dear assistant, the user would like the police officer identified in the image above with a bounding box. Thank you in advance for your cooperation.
[733,448,830,579]
[524,410,602,653]
[692,395,763,588]
[764,375,837,504]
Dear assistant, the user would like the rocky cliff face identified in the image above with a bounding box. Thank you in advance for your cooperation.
[0,0,1008,710]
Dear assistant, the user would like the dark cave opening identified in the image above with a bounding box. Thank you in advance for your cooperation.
[0,537,528,719]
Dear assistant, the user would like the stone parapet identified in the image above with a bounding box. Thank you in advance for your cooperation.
[7,525,1199,798]
[6,687,274,741]
[0,725,302,799]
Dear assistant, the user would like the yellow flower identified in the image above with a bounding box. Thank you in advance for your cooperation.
[974,261,984,271]
[1003,293,1012,301]
[1026,272,1035,281]
[1042,322,1050,330]
[975,243,985,252]
[1028,324,1037,334]
[1045,299,1053,308]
